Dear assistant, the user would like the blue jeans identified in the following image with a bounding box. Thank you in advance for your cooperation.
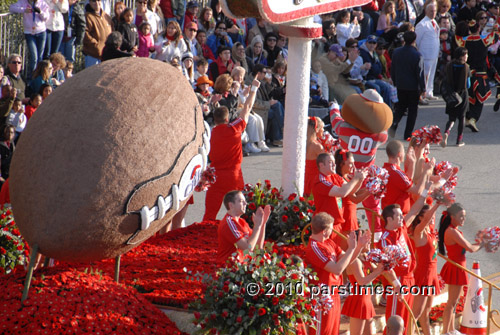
[45,30,64,59]
[59,36,76,63]
[267,102,284,141]
[85,55,100,68]
[25,31,47,79]
[366,79,392,107]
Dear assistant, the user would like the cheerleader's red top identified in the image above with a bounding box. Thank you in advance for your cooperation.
[440,227,468,285]
[414,230,441,295]
[341,273,375,319]
[304,159,319,196]
[312,172,345,227]
[341,192,358,232]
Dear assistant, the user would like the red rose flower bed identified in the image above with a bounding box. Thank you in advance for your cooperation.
[59,221,306,308]
[0,268,188,334]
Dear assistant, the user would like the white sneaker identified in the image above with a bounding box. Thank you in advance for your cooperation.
[257,140,270,152]
[245,142,261,153]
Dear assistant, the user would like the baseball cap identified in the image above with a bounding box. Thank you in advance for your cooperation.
[329,44,344,58]
[366,35,378,43]
[187,1,199,8]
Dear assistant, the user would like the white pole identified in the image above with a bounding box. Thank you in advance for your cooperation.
[281,20,313,196]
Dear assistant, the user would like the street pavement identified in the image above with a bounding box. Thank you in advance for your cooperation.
[185,96,500,298]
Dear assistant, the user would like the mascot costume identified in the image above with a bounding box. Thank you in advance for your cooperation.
[330,89,392,239]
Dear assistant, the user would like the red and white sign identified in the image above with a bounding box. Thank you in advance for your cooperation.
[259,0,371,23]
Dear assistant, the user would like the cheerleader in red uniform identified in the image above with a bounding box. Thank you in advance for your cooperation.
[342,251,385,334]
[334,149,370,250]
[438,203,482,335]
[410,201,441,335]
[304,117,325,197]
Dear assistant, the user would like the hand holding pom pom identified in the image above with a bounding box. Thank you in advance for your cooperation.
[475,226,500,252]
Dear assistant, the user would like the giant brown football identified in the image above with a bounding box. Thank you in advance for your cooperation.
[9,58,207,261]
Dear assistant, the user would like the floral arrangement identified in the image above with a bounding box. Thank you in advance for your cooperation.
[0,267,187,334]
[0,206,29,274]
[189,243,320,335]
[429,295,465,323]
[242,181,315,245]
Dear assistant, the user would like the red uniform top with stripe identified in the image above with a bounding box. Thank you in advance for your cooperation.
[376,225,416,278]
[305,238,343,335]
[209,118,246,171]
[312,173,345,226]
[217,214,252,265]
[306,238,343,287]
[330,107,388,169]
[382,163,413,214]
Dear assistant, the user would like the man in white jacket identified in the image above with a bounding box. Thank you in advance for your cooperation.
[415,2,440,101]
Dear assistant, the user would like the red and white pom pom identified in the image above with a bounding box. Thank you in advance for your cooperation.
[475,226,500,253]
[430,188,456,205]
[318,132,340,154]
[365,165,389,199]
[410,125,442,144]
[195,167,217,192]
[367,245,409,270]
[434,161,458,191]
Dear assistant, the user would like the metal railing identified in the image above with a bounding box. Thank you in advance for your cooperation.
[1,0,208,72]
[0,12,27,74]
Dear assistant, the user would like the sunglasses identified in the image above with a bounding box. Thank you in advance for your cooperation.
[267,38,277,42]
[480,16,488,19]
[189,28,198,32]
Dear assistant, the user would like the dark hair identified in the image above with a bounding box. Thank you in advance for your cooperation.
[322,19,336,37]
[217,45,231,56]
[455,21,470,37]
[336,9,350,22]
[119,7,133,22]
[39,83,52,95]
[30,92,42,102]
[213,106,229,124]
[410,204,430,233]
[215,20,226,30]
[454,47,468,60]
[105,31,123,49]
[139,21,152,31]
[403,31,417,44]
[252,63,266,76]
[334,148,353,175]
[382,204,401,225]
[223,190,242,210]
[197,57,208,67]
[3,124,15,138]
[13,97,22,104]
[438,203,465,255]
